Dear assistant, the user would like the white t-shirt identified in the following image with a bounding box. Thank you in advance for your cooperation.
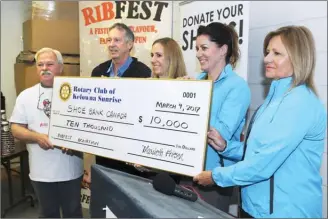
[10,83,83,182]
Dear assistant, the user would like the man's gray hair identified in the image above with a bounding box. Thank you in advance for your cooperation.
[35,47,64,64]
[109,23,135,42]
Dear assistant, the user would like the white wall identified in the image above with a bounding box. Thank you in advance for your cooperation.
[1,1,24,118]
[247,1,327,217]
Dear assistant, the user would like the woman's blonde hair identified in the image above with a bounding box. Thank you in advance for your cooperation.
[152,37,187,79]
[263,26,317,95]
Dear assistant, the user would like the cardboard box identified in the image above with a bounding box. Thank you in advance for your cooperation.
[24,1,79,21]
[23,20,79,55]
[14,63,80,96]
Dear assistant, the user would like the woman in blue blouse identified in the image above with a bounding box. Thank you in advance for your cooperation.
[193,25,327,218]
[181,22,251,213]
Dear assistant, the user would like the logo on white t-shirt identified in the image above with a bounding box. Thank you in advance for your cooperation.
[40,122,49,127]
[43,99,51,118]
[37,85,52,118]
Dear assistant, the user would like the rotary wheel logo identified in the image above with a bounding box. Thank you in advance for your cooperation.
[59,83,72,101]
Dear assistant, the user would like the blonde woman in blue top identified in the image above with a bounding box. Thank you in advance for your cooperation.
[193,26,327,218]
[181,22,251,213]
[133,37,188,183]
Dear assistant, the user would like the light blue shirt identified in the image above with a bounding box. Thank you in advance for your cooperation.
[212,77,327,218]
[197,64,251,169]
[106,56,133,77]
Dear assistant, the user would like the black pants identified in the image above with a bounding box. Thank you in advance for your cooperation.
[96,156,142,176]
[31,176,83,218]
[240,208,254,218]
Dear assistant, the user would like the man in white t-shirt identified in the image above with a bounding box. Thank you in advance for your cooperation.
[10,47,83,218]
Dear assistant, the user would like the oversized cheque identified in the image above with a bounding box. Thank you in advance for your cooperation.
[49,77,212,176]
